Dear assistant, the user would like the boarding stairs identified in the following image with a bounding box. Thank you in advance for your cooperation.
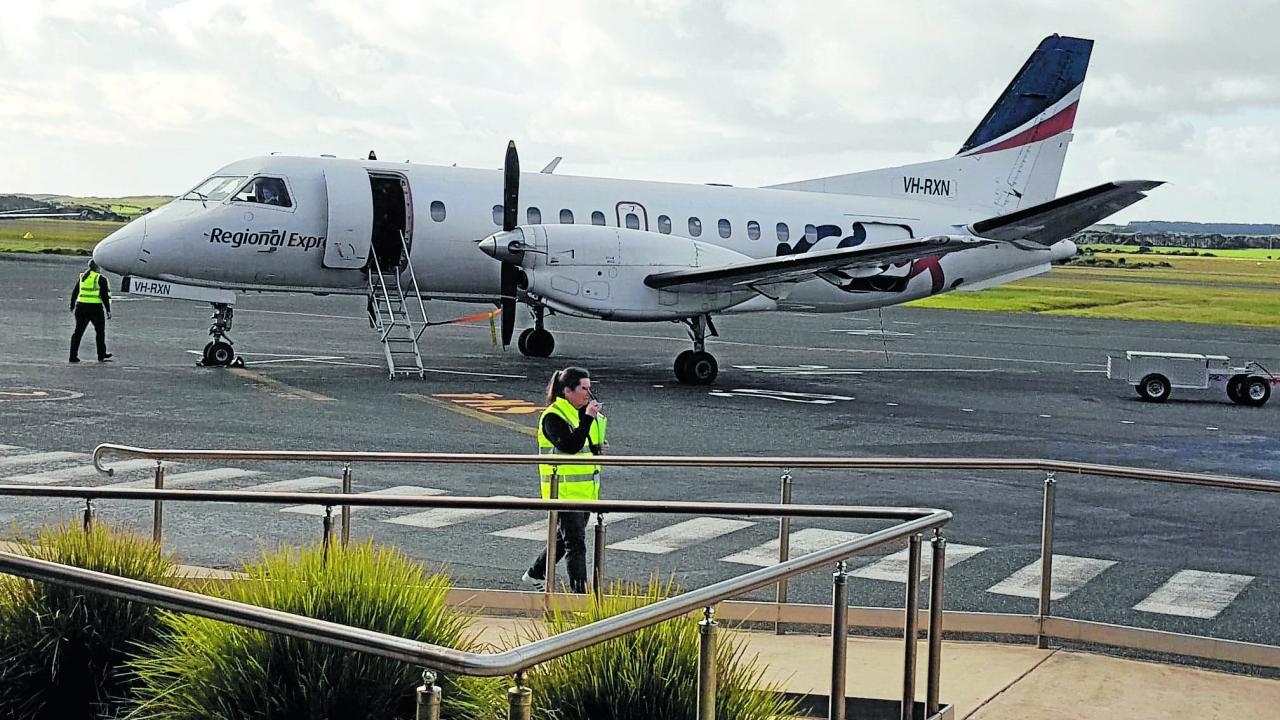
[367,232,427,379]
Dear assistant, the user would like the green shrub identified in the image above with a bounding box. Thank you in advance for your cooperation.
[0,523,178,720]
[125,541,504,720]
[523,579,798,720]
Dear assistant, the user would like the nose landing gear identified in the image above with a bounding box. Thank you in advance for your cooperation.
[199,303,243,368]
[674,315,718,385]
[517,305,555,358]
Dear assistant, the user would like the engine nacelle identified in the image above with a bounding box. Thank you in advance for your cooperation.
[496,225,767,320]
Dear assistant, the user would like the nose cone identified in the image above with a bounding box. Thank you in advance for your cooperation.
[477,229,527,264]
[477,235,499,260]
[93,217,145,276]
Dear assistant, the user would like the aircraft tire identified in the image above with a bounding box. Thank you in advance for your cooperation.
[526,329,555,358]
[517,328,534,356]
[1243,377,1271,406]
[673,350,695,383]
[685,351,718,385]
[203,340,235,367]
[1136,374,1170,403]
[1227,375,1247,404]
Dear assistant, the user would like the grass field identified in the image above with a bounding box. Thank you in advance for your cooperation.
[1082,243,1280,259]
[32,194,172,218]
[0,218,123,254]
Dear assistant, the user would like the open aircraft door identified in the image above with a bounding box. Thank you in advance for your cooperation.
[322,166,374,269]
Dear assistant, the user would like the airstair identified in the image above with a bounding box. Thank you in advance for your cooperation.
[367,232,427,379]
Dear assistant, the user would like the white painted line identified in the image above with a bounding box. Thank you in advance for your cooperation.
[283,485,446,516]
[609,517,755,555]
[1074,369,1108,374]
[0,451,87,470]
[307,358,525,379]
[1039,414,1052,418]
[848,542,987,582]
[961,408,975,413]
[245,477,342,493]
[493,513,640,541]
[382,495,518,528]
[1206,427,1219,431]
[721,528,868,567]
[987,555,1117,600]
[886,402,899,407]
[1120,420,1136,425]
[103,467,262,490]
[4,459,159,485]
[0,444,23,453]
[1133,570,1253,619]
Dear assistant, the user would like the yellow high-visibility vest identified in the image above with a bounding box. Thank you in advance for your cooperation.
[77,271,103,304]
[537,397,607,500]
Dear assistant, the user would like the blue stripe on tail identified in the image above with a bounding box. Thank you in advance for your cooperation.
[957,35,1093,155]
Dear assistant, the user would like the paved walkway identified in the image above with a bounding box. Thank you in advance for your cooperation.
[472,617,1280,719]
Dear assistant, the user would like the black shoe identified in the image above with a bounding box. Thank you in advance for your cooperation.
[69,357,81,364]
[98,354,113,362]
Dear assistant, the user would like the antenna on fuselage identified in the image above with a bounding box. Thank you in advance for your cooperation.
[368,150,378,160]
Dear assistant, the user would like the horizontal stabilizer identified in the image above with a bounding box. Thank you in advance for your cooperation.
[969,180,1163,246]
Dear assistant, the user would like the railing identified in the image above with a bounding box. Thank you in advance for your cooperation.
[0,487,949,720]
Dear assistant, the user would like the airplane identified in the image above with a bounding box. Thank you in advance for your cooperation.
[92,34,1159,383]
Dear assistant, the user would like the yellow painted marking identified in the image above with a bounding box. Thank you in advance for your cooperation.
[0,391,48,398]
[399,393,537,437]
[230,368,335,402]
[430,392,541,415]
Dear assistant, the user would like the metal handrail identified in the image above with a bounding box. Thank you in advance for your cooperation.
[90,445,1280,493]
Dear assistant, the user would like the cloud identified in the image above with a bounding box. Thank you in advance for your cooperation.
[0,0,1276,221]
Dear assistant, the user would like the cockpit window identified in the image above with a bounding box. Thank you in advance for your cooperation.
[182,176,246,202]
[232,177,292,208]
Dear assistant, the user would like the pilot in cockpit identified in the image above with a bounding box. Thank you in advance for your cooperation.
[256,177,287,206]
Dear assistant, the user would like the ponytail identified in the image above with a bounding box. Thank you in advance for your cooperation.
[546,366,590,405]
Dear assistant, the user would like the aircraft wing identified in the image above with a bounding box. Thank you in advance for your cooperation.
[644,236,990,291]
[968,180,1163,246]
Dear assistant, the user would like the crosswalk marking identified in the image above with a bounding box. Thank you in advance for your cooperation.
[283,486,445,516]
[492,513,640,541]
[848,542,987,583]
[720,528,868,567]
[987,555,1117,600]
[102,467,262,490]
[4,459,161,485]
[609,517,755,555]
[383,496,520,529]
[0,451,87,470]
[1133,570,1254,619]
[245,477,342,493]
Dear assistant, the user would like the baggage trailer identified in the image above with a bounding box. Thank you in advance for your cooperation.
[1106,351,1274,405]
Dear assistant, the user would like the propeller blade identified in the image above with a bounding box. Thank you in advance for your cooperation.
[500,262,518,346]
[502,140,520,232]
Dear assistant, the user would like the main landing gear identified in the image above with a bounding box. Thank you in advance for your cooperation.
[517,305,555,358]
[674,315,718,385]
[199,302,243,368]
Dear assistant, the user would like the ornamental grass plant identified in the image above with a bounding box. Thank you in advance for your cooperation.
[125,541,505,720]
[522,578,799,720]
[0,523,178,720]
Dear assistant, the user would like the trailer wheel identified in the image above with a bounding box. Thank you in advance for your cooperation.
[1137,374,1171,402]
[1242,376,1271,406]
[1227,375,1247,404]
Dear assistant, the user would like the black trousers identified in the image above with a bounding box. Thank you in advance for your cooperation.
[528,510,589,593]
[70,304,107,360]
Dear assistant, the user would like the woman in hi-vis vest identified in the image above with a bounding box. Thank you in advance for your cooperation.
[522,366,607,593]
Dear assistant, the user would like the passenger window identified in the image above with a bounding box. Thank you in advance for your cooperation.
[528,207,541,224]
[747,220,760,241]
[430,200,446,222]
[233,177,292,208]
[625,212,640,230]
[718,219,731,238]
[657,215,672,234]
[591,211,606,226]
[805,224,818,242]
[492,205,503,226]
[689,217,702,237]
[776,222,790,242]
[560,209,574,224]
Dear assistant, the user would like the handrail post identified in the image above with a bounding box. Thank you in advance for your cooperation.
[902,533,922,720]
[416,669,441,720]
[508,671,532,720]
[1037,471,1057,649]
[926,530,946,718]
[830,560,849,720]
[545,468,560,598]
[82,498,94,533]
[593,512,606,599]
[340,464,352,547]
[697,606,718,720]
[152,460,165,545]
[776,468,793,635]
[322,505,334,565]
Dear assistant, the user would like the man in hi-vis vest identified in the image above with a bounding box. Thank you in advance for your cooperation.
[69,260,113,363]
[522,366,608,593]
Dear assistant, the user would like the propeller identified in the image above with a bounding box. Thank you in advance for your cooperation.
[499,140,520,347]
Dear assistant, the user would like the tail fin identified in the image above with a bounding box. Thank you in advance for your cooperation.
[766,35,1094,216]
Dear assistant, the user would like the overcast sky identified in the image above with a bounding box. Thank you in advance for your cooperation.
[4,1,1278,222]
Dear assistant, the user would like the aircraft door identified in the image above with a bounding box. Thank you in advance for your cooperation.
[616,201,648,230]
[322,166,374,269]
